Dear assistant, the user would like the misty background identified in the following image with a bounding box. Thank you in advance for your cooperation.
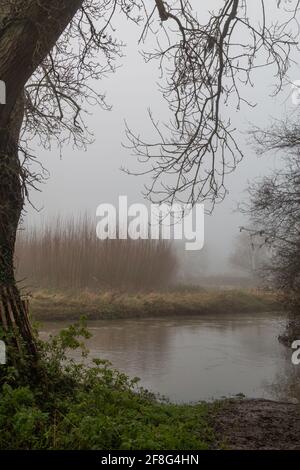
[23,1,300,277]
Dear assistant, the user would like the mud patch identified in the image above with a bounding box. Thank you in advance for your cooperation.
[214,399,300,450]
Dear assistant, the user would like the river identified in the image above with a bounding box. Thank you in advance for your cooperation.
[39,312,300,403]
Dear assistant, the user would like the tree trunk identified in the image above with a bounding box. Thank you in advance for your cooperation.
[0,0,86,366]
[0,0,84,129]
[0,98,38,363]
[0,1,86,365]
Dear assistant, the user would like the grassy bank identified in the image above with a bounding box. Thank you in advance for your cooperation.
[0,383,215,450]
[0,323,215,450]
[29,288,281,321]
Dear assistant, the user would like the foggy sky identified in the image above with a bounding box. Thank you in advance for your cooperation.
[24,1,300,273]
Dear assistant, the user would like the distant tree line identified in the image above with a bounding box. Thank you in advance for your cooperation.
[242,120,300,342]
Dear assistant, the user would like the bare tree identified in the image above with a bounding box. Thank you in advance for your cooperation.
[126,0,300,208]
[0,0,299,363]
[244,122,300,291]
[242,119,300,340]
[229,231,271,280]
[0,0,126,362]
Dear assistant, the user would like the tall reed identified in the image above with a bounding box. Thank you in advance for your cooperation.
[15,215,177,291]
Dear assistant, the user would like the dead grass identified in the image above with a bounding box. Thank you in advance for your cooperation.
[29,288,282,321]
[15,215,177,291]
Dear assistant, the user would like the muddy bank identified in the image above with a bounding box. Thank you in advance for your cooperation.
[214,398,300,450]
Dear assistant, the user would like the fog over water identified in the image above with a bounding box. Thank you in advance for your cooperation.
[24,1,300,274]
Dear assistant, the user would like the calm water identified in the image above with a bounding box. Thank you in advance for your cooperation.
[40,312,300,403]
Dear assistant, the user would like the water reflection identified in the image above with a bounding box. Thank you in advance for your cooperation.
[40,312,300,403]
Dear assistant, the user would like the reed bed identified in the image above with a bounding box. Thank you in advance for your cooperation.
[15,216,177,291]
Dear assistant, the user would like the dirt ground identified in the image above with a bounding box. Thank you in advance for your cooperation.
[214,398,300,450]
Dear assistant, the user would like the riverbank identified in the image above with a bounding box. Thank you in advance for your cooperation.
[1,319,299,450]
[213,398,300,450]
[29,288,281,321]
[2,366,299,449]
[0,322,215,450]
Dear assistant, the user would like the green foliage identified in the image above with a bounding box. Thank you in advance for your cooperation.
[0,321,213,450]
[0,385,49,449]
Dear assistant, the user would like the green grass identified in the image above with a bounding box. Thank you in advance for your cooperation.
[0,381,215,450]
[0,322,216,450]
[29,287,281,321]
